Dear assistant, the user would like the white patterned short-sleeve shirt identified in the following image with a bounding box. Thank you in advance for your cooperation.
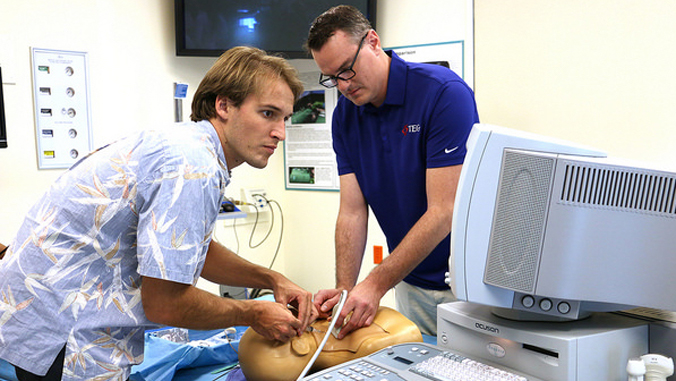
[0,120,229,380]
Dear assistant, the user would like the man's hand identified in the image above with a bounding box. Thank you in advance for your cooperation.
[248,300,302,342]
[331,281,381,339]
[272,277,318,335]
[313,282,382,339]
[200,241,318,336]
[313,288,344,319]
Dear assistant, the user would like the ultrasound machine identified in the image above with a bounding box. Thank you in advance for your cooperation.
[304,124,676,381]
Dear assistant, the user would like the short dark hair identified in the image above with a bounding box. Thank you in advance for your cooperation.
[305,5,372,52]
[191,46,304,122]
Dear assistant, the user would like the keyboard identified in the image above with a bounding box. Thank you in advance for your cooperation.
[303,342,540,381]
[410,351,527,381]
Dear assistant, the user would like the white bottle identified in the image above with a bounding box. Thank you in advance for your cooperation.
[641,354,674,381]
[627,357,646,381]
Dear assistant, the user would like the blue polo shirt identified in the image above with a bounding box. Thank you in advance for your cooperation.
[332,51,479,290]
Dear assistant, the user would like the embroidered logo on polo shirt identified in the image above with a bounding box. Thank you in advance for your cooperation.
[402,124,421,135]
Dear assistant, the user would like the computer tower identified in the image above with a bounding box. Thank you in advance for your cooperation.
[437,301,648,381]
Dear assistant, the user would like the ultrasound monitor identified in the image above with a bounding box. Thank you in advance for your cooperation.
[449,124,676,320]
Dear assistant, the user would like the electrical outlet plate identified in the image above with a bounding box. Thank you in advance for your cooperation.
[242,187,268,209]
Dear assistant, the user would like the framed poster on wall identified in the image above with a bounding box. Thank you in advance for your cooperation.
[31,48,93,169]
[389,41,468,85]
[284,85,340,191]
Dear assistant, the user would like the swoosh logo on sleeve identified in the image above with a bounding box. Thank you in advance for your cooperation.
[445,146,459,154]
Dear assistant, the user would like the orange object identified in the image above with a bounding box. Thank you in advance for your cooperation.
[373,245,383,264]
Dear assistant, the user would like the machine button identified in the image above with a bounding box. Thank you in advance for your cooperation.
[521,295,535,308]
[558,302,571,314]
[539,298,553,311]
[486,342,506,358]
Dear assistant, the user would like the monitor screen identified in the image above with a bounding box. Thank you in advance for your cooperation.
[450,124,676,320]
[0,67,7,149]
[175,0,377,58]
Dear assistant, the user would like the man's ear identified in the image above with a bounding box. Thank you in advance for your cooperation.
[215,95,231,120]
[366,30,382,54]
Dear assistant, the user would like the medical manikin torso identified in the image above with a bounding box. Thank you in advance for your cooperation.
[238,306,423,381]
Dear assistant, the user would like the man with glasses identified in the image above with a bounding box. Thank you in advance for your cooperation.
[305,5,479,337]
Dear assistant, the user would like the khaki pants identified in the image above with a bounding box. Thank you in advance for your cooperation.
[394,282,456,336]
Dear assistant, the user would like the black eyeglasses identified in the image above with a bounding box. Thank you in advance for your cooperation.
[318,33,369,88]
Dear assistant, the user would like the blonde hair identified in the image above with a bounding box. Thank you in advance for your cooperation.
[191,46,303,121]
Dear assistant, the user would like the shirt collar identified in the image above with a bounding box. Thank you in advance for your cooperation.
[198,119,231,178]
[363,50,406,112]
[383,50,407,106]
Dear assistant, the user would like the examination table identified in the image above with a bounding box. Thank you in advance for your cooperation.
[0,326,246,381]
[0,297,435,381]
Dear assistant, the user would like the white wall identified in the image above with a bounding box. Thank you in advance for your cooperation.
[473,0,676,164]
[2,1,676,305]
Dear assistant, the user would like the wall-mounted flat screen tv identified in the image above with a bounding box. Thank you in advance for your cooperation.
[175,0,377,58]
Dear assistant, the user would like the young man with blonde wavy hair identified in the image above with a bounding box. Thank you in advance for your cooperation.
[0,46,316,381]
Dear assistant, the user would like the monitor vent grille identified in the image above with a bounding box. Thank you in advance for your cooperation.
[560,163,676,216]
